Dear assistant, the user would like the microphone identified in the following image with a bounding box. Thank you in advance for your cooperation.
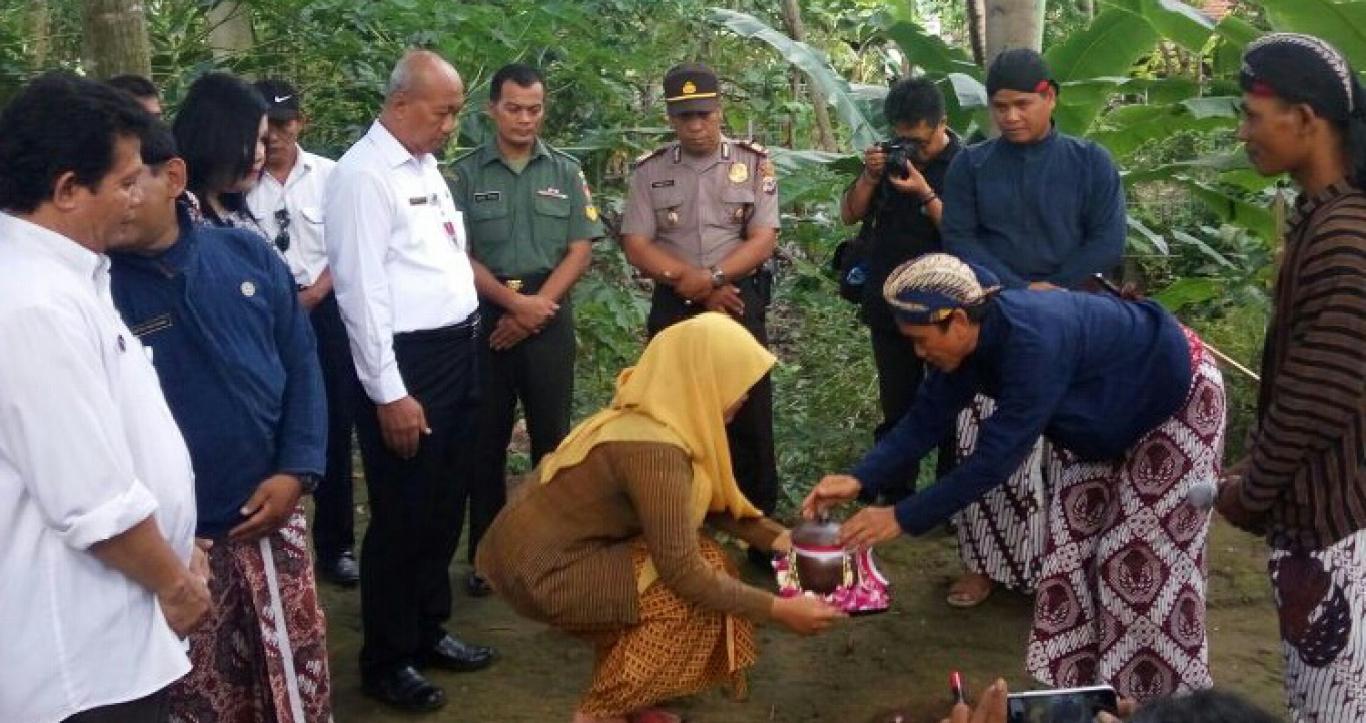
[1187,481,1218,511]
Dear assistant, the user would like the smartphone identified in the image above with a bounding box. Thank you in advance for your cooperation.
[1006,685,1119,723]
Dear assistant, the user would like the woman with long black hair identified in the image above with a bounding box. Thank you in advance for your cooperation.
[172,71,270,234]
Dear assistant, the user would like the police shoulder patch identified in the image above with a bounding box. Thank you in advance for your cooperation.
[632,145,669,168]
[734,138,768,156]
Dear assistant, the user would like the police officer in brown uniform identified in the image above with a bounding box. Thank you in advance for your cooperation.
[620,62,780,537]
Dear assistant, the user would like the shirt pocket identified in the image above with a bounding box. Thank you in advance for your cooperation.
[532,194,571,245]
[650,185,684,229]
[720,185,755,226]
[466,193,511,244]
[298,205,324,228]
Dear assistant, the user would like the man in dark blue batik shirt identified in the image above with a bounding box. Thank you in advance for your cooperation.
[107,122,334,720]
[936,48,1127,609]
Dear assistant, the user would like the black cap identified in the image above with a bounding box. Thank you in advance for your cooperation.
[663,63,719,115]
[986,48,1058,99]
[254,78,301,120]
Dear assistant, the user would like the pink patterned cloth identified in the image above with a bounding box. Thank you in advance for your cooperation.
[169,507,332,723]
[1025,329,1225,703]
[773,547,892,614]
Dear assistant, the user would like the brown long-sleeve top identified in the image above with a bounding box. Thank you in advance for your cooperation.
[1240,182,1366,551]
[474,441,783,631]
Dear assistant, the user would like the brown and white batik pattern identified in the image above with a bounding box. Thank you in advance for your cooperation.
[1026,332,1225,703]
[954,395,1052,592]
[1272,529,1366,723]
[169,507,332,723]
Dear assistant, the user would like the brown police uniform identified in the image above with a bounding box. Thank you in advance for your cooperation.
[619,65,781,516]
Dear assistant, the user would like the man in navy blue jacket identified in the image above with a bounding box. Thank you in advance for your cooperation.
[108,122,334,721]
[935,48,1128,608]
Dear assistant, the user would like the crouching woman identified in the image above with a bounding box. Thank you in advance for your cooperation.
[477,312,841,723]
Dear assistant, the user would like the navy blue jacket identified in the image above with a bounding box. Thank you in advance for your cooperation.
[942,129,1126,289]
[111,207,326,538]
[851,290,1191,535]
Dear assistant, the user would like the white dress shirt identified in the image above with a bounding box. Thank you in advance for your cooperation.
[245,146,336,287]
[324,121,478,404]
[0,214,197,723]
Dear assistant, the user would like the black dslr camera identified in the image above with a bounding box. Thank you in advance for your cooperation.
[877,140,912,179]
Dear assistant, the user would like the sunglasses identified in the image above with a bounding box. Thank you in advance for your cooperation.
[273,208,291,253]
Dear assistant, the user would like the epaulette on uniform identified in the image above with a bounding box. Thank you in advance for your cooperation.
[632,145,669,168]
[545,143,584,167]
[733,139,769,156]
[450,147,479,164]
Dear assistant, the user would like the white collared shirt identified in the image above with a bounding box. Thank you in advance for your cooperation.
[324,120,477,404]
[245,146,336,287]
[0,214,197,723]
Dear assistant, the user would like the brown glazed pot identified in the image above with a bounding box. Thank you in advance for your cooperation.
[791,518,858,594]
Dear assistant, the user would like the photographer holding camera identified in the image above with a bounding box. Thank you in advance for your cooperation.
[839,77,961,502]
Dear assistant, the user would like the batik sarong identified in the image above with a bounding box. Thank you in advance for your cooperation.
[954,395,1051,592]
[1026,330,1225,703]
[575,536,756,717]
[1272,529,1366,723]
[169,507,332,722]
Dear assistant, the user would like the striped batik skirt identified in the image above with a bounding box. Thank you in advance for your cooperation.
[954,395,1052,592]
[1272,529,1366,723]
[169,507,331,723]
[576,536,756,717]
[1025,330,1225,703]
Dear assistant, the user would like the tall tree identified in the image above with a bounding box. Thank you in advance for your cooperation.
[779,0,837,151]
[81,0,151,78]
[965,0,987,66]
[206,0,254,63]
[28,0,51,69]
[984,0,1046,61]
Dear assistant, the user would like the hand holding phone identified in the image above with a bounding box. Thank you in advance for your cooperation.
[1006,685,1119,723]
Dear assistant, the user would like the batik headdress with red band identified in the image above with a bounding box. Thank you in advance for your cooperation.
[883,253,1001,326]
[1241,33,1361,122]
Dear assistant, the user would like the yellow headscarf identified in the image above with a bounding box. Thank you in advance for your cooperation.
[537,312,776,590]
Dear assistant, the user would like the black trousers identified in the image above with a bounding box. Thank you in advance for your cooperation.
[357,315,480,680]
[869,323,955,502]
[646,276,777,515]
[309,292,362,562]
[466,300,575,564]
[63,688,169,723]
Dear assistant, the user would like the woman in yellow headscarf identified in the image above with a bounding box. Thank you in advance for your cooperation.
[476,313,842,723]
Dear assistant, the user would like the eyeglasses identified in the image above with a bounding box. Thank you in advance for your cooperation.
[273,208,291,253]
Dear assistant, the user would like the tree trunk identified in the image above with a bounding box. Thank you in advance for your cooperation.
[205,0,254,63]
[1079,0,1095,21]
[28,0,51,69]
[81,0,151,78]
[984,0,1046,64]
[779,0,838,151]
[965,0,987,67]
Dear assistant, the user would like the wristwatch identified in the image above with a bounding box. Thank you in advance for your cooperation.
[709,266,726,288]
[294,473,322,495]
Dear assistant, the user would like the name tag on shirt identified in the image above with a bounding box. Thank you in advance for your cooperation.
[536,188,568,200]
[473,191,501,203]
[651,180,675,188]
[129,313,173,338]
[408,194,438,206]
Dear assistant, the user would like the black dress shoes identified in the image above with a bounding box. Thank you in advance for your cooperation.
[466,570,492,598]
[316,550,360,588]
[416,633,496,672]
[362,665,445,712]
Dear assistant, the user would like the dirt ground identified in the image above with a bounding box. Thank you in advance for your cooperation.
[317,503,1287,723]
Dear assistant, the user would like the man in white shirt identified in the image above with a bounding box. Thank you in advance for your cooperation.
[247,79,362,588]
[325,49,494,712]
[0,72,209,723]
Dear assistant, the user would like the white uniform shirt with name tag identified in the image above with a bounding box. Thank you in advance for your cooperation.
[324,120,477,404]
[0,213,197,723]
[245,146,336,287]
